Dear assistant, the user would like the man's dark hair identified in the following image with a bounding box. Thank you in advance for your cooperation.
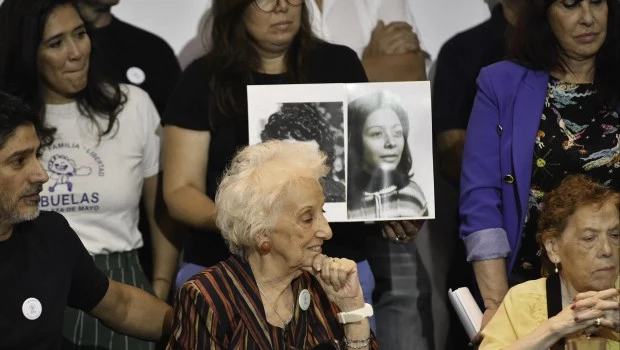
[0,91,43,150]
[508,0,620,107]
[0,0,126,145]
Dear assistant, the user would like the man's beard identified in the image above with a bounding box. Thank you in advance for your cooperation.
[0,185,43,225]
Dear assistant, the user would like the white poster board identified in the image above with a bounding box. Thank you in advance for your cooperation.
[248,82,434,222]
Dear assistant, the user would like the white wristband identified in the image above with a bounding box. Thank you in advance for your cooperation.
[337,303,374,324]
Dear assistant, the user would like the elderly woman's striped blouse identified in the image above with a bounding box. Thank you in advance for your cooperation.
[166,255,378,349]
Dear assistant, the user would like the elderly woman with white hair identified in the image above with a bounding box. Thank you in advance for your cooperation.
[167,140,378,350]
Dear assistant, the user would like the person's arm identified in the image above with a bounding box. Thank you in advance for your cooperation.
[135,87,182,300]
[364,0,428,82]
[480,288,611,350]
[361,21,426,82]
[362,52,426,82]
[339,294,373,350]
[381,220,425,243]
[162,126,217,231]
[435,129,466,186]
[342,313,375,350]
[59,208,172,341]
[161,59,216,232]
[459,68,513,333]
[381,181,427,243]
[473,258,509,334]
[306,255,375,349]
[89,279,173,342]
[143,174,181,300]
[573,288,620,333]
[432,39,472,186]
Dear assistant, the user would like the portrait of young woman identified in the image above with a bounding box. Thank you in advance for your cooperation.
[347,90,429,220]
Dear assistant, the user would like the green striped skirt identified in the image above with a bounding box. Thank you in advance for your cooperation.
[62,250,155,350]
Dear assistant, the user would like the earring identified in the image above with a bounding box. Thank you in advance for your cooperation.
[554,263,559,274]
[260,241,272,254]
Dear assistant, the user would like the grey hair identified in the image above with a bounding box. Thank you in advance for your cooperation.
[215,140,329,257]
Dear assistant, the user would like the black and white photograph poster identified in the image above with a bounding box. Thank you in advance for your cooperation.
[346,82,434,221]
[247,82,434,222]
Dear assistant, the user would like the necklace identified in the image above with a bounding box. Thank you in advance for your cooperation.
[257,283,293,329]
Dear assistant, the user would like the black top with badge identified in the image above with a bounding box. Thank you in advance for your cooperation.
[0,211,109,349]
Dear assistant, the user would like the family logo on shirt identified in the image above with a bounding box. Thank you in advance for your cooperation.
[47,154,91,192]
[40,145,105,213]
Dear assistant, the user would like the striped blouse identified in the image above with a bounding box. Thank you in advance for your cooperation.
[166,255,379,349]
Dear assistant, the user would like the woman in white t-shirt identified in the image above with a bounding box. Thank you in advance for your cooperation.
[0,0,178,348]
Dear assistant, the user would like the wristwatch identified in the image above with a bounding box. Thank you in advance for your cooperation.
[337,303,374,324]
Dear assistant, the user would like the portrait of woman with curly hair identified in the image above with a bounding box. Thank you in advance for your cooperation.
[260,102,345,202]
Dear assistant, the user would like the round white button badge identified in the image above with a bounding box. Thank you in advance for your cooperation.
[298,289,311,311]
[22,297,42,320]
[126,67,146,85]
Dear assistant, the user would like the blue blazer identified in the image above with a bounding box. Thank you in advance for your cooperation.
[459,60,549,273]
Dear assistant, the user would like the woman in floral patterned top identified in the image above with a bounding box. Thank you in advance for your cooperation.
[459,0,620,338]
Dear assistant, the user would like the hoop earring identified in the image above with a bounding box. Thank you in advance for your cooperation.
[260,241,272,254]
[554,263,559,274]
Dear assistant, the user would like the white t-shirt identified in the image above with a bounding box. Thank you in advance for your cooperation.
[306,0,425,58]
[39,84,161,255]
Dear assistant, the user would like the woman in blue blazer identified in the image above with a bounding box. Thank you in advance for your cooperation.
[459,0,620,334]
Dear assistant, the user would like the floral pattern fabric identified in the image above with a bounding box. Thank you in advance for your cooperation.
[513,77,620,280]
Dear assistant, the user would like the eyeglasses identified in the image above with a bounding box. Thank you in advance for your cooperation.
[254,0,303,13]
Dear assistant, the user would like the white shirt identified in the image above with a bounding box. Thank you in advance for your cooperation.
[39,84,161,255]
[306,0,425,58]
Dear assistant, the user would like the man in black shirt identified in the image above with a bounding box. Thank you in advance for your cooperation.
[0,91,172,349]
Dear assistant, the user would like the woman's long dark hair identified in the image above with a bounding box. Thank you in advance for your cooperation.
[347,91,413,207]
[204,0,319,124]
[0,0,126,146]
[508,0,620,107]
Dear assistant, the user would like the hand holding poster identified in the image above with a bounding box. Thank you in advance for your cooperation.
[247,82,434,222]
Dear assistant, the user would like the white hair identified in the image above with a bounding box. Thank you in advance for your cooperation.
[215,140,329,257]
